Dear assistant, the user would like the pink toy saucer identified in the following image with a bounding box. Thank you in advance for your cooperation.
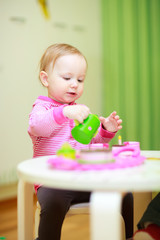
[47,146,145,171]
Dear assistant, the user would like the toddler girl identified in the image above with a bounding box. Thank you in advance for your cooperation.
[28,43,129,240]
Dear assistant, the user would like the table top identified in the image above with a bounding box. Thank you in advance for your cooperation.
[17,150,160,192]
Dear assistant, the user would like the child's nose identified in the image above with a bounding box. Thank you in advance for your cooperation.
[71,79,78,88]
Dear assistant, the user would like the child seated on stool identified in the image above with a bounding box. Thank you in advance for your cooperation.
[28,43,133,240]
[133,192,160,240]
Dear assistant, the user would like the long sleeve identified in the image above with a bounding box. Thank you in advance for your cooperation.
[91,124,116,143]
[28,102,68,137]
[28,96,116,158]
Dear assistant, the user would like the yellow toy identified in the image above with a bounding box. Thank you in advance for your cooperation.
[56,143,76,160]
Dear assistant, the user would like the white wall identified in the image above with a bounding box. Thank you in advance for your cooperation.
[0,0,102,191]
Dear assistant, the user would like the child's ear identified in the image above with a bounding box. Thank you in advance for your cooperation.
[39,71,49,87]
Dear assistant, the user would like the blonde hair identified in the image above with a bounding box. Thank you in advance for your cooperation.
[39,43,87,76]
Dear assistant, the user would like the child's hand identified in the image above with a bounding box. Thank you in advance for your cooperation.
[99,111,122,132]
[63,105,90,123]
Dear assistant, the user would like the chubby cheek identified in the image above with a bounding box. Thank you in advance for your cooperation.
[55,89,64,99]
[78,87,84,97]
[49,87,63,99]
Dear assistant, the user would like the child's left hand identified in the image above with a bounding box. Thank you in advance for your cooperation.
[99,111,122,133]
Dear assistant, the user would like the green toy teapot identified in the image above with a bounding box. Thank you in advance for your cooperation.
[71,114,100,144]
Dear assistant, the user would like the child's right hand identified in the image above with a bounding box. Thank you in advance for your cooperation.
[63,105,90,123]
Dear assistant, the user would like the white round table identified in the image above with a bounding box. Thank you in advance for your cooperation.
[17,150,160,240]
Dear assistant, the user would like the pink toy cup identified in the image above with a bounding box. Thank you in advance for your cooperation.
[123,141,140,148]
[112,145,140,158]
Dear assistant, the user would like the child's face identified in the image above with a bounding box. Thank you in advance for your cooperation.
[44,54,87,104]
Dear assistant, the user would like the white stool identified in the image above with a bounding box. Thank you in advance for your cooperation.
[34,201,126,240]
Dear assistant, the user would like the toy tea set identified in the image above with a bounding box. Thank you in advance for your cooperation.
[47,114,145,171]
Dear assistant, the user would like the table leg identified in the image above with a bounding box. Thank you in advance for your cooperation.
[17,179,34,240]
[90,192,122,240]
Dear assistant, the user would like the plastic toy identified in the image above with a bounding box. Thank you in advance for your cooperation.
[56,143,76,159]
[77,149,114,164]
[112,144,140,158]
[77,143,111,164]
[71,114,100,144]
[48,156,79,170]
[48,145,145,171]
[118,135,122,145]
[123,141,140,147]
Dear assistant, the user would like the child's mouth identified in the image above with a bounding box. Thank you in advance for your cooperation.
[67,92,76,96]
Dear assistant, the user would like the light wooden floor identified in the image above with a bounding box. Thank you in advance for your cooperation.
[0,198,17,240]
[1,196,134,240]
[0,197,90,240]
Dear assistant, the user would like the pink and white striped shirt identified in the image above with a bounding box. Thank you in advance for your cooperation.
[28,96,116,158]
[28,96,116,192]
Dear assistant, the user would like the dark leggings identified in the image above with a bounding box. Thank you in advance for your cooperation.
[37,187,133,240]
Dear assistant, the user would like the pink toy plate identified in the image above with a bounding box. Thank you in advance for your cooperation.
[47,146,145,171]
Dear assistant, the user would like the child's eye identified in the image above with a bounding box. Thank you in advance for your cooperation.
[63,77,70,80]
[78,79,83,82]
